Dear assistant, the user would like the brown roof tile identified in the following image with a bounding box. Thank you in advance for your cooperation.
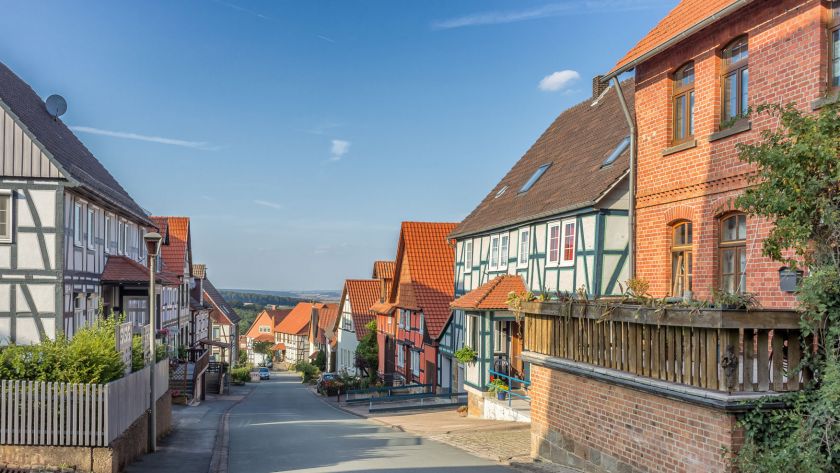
[451,275,526,310]
[151,216,190,278]
[276,302,321,336]
[609,0,742,76]
[101,255,179,285]
[450,81,634,238]
[343,279,381,339]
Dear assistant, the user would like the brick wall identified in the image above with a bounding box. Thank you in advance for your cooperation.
[633,0,825,308]
[530,364,742,473]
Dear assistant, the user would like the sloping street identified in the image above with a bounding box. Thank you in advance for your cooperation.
[228,373,516,473]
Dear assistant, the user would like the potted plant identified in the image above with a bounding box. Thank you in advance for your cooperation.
[488,377,509,400]
[454,345,478,364]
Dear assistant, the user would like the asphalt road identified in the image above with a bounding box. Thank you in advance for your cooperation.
[227,372,517,473]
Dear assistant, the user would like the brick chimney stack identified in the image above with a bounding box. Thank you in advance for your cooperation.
[592,75,608,98]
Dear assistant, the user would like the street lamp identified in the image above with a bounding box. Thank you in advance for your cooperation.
[143,231,163,453]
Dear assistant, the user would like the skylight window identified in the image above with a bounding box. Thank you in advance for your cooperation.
[602,136,631,167]
[519,164,550,194]
[495,185,508,199]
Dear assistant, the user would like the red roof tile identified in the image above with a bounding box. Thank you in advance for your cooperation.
[150,216,191,278]
[370,302,395,315]
[276,302,321,336]
[609,0,742,76]
[390,222,457,340]
[101,256,179,285]
[451,275,526,310]
[271,343,286,351]
[315,303,339,344]
[343,280,380,339]
[253,333,274,343]
[372,261,395,280]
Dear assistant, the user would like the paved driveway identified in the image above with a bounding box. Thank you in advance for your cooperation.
[228,373,516,473]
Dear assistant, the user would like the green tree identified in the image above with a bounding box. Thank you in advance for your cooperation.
[252,340,275,364]
[733,102,840,471]
[354,321,379,380]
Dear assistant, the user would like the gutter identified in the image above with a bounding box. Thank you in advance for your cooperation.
[602,0,754,81]
[611,78,636,278]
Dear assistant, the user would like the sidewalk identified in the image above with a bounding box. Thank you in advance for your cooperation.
[323,393,578,473]
[124,385,253,473]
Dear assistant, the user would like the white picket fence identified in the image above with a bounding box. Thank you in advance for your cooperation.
[0,360,168,447]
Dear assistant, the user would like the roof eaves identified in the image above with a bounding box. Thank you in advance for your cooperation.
[603,0,753,80]
[449,200,600,240]
[593,170,630,206]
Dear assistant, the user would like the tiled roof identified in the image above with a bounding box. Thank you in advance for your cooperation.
[269,309,293,332]
[370,302,395,315]
[450,81,634,238]
[151,216,190,278]
[0,62,150,224]
[609,0,743,76]
[276,302,320,336]
[246,308,290,339]
[391,222,457,339]
[253,333,274,343]
[372,261,395,280]
[451,275,526,310]
[101,256,179,285]
[203,278,240,324]
[192,264,206,279]
[343,280,380,339]
[271,343,286,351]
[316,304,339,344]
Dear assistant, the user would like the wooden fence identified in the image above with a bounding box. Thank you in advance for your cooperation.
[521,301,806,394]
[0,360,169,447]
[116,322,134,375]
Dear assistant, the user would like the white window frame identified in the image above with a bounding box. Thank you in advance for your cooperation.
[411,350,420,377]
[397,345,405,367]
[418,312,424,336]
[104,216,112,254]
[118,221,125,255]
[490,236,500,269]
[405,310,411,331]
[548,223,561,266]
[499,234,509,270]
[463,240,473,272]
[87,207,95,250]
[560,219,576,267]
[0,190,12,243]
[519,229,530,265]
[73,202,83,247]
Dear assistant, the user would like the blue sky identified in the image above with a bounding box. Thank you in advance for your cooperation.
[0,0,675,290]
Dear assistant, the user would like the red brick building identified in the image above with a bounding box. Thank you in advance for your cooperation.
[621,0,829,307]
[526,1,829,472]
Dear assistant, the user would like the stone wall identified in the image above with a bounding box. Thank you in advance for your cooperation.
[530,364,742,473]
[0,393,172,473]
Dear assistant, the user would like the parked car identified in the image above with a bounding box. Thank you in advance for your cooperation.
[316,373,343,395]
[258,367,270,380]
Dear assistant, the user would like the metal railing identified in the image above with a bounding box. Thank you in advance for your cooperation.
[488,369,531,407]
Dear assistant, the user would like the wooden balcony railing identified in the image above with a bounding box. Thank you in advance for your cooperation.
[519,301,807,394]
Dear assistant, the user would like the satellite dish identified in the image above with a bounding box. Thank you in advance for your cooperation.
[45,94,67,120]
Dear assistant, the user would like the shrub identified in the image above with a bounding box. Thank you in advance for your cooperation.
[230,367,251,384]
[293,360,319,383]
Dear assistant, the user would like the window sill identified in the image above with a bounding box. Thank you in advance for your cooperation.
[662,139,697,156]
[709,120,751,142]
[811,92,840,110]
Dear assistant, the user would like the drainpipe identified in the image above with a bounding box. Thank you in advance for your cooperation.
[611,77,636,278]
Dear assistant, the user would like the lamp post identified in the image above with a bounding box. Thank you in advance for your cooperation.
[143,232,163,453]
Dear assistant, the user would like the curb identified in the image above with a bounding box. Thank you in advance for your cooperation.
[207,386,254,473]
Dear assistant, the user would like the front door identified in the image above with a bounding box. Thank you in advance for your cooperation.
[510,321,524,379]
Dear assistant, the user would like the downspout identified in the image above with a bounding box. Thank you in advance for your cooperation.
[611,77,636,278]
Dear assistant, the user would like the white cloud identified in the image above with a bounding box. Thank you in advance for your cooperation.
[431,1,659,29]
[317,34,336,44]
[70,126,218,151]
[212,0,272,21]
[329,139,350,162]
[539,70,581,92]
[254,199,284,210]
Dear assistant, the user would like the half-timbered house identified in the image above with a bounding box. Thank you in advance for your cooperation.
[275,301,321,363]
[333,279,379,375]
[0,61,156,344]
[370,260,396,381]
[202,277,239,364]
[244,308,291,365]
[151,216,194,354]
[441,79,634,412]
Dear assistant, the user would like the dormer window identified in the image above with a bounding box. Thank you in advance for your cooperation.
[519,163,550,194]
[722,37,749,121]
[673,62,695,143]
[603,136,631,167]
[495,185,508,199]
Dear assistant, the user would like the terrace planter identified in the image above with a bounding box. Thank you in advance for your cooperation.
[496,391,508,401]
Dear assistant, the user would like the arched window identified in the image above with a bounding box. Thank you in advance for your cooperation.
[722,37,749,121]
[673,62,695,143]
[671,222,693,297]
[720,214,747,293]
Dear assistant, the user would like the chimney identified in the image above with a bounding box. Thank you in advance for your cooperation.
[592,75,608,98]
[267,304,277,310]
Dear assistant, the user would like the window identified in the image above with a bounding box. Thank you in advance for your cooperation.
[259,325,271,333]
[722,37,749,121]
[603,136,631,167]
[467,314,479,349]
[118,221,125,255]
[104,216,112,254]
[495,185,508,199]
[418,312,424,335]
[831,2,840,87]
[405,310,411,331]
[671,222,693,297]
[673,62,695,143]
[397,345,405,367]
[519,229,530,265]
[720,214,747,293]
[411,350,420,377]
[518,163,550,193]
[87,208,95,249]
[548,224,561,264]
[490,236,500,268]
[398,310,404,329]
[464,241,473,271]
[560,220,576,265]
[499,234,509,270]
[74,203,82,246]
[0,191,11,243]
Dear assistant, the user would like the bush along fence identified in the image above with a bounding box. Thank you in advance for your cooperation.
[0,359,169,448]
